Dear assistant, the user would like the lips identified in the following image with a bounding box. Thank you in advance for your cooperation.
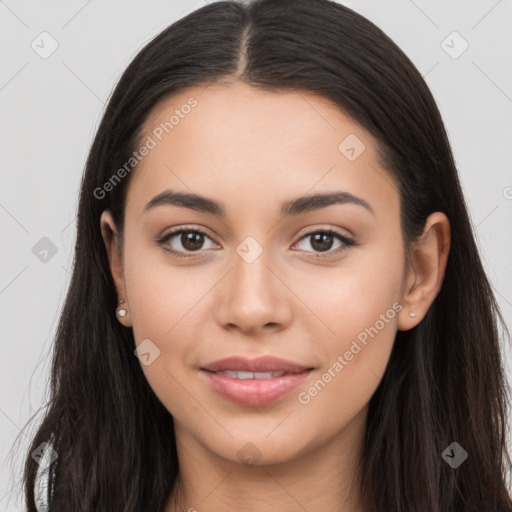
[201,355,313,374]
[199,356,315,406]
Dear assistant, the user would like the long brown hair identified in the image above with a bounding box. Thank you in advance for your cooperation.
[16,0,512,510]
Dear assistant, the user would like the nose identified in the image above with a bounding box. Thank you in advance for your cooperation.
[214,247,292,336]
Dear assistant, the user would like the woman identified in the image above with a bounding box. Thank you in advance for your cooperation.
[21,0,512,510]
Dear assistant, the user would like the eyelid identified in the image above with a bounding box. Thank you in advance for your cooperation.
[159,224,215,240]
[293,224,353,242]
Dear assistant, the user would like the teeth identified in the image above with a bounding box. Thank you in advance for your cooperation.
[215,370,286,379]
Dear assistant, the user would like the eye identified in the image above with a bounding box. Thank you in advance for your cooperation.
[155,226,357,259]
[156,227,218,258]
[292,229,356,258]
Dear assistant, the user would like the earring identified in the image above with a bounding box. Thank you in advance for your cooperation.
[116,299,128,319]
[409,312,417,318]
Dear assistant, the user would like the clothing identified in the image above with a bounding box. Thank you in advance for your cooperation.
[34,434,57,512]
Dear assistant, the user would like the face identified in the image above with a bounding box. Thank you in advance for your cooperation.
[100,81,443,468]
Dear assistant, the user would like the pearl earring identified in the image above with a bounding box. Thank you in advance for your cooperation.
[116,299,128,318]
[409,312,417,318]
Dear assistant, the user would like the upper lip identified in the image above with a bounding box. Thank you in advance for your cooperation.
[201,356,314,373]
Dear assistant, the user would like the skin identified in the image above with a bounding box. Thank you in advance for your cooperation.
[100,81,450,512]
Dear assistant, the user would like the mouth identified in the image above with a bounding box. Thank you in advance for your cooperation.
[200,365,314,406]
[199,355,315,406]
[201,369,311,379]
[201,355,314,374]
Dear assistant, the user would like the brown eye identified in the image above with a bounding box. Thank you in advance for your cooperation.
[179,231,205,251]
[294,229,356,257]
[157,228,217,258]
[310,232,335,252]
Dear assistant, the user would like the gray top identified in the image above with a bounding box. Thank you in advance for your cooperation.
[34,434,57,512]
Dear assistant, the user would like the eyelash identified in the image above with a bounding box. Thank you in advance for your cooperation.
[155,226,357,259]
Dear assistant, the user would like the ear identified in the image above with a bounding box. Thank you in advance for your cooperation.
[397,212,451,331]
[100,210,132,327]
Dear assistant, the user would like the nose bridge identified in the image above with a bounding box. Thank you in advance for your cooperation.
[232,234,278,303]
[216,233,289,331]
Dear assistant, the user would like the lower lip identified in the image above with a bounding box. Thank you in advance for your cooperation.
[200,369,313,406]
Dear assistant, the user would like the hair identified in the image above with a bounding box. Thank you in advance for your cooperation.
[14,0,512,510]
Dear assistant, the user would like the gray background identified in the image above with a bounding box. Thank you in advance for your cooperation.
[1,0,511,509]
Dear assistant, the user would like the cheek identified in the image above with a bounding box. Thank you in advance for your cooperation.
[295,238,404,406]
[294,290,401,443]
[124,264,200,418]
[303,236,404,344]
[122,230,200,338]
[124,263,204,373]
[121,239,203,408]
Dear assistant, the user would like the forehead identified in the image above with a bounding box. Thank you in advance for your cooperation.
[125,81,399,221]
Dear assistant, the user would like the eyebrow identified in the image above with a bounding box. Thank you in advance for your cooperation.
[144,189,375,217]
